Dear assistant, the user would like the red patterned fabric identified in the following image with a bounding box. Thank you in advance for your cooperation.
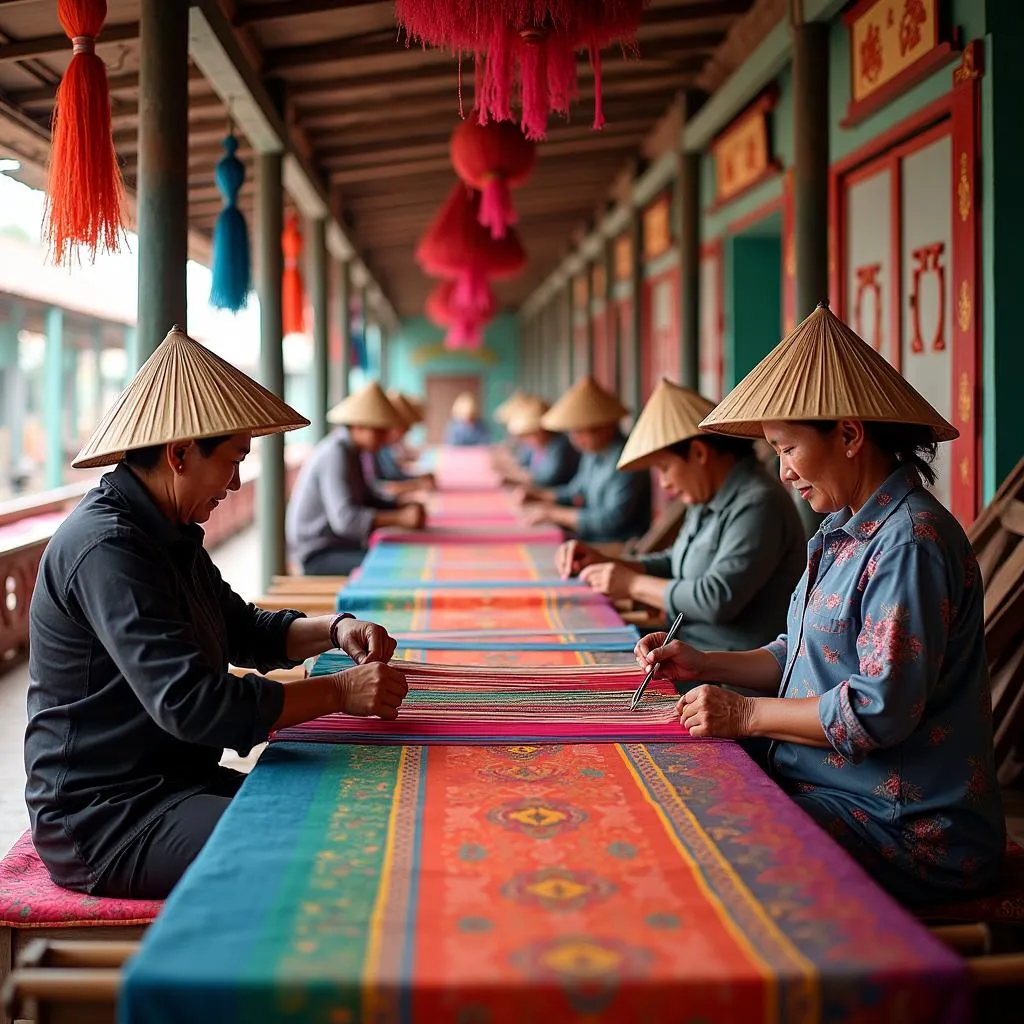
[0,830,162,927]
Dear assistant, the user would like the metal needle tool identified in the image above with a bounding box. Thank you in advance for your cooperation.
[629,612,685,712]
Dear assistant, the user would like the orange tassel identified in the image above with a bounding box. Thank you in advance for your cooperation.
[282,214,306,336]
[44,0,126,265]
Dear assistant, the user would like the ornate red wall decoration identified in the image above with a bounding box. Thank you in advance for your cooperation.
[908,242,946,353]
[709,87,781,209]
[853,263,884,351]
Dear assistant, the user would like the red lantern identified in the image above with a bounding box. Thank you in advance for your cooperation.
[282,214,305,336]
[416,184,526,282]
[396,1,646,140]
[426,278,496,327]
[450,119,536,240]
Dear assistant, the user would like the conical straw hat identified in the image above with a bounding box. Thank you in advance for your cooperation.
[386,389,420,427]
[494,389,530,424]
[699,303,958,442]
[540,376,629,432]
[617,379,717,471]
[506,397,550,436]
[328,381,406,430]
[72,325,309,469]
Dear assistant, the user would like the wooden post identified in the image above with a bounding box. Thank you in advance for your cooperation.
[335,258,351,402]
[630,205,645,416]
[257,152,286,588]
[678,94,702,390]
[604,236,619,396]
[136,0,189,365]
[307,216,328,441]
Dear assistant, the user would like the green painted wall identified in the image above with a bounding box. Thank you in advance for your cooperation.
[725,236,783,390]
[982,0,1024,498]
[384,313,521,434]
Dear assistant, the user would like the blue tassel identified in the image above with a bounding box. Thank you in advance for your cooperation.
[209,134,251,312]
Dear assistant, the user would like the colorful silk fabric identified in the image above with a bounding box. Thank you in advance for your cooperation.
[120,741,968,1024]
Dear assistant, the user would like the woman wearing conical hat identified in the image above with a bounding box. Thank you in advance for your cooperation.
[444,391,491,446]
[26,327,409,900]
[287,382,428,576]
[499,397,580,489]
[557,379,804,653]
[637,305,1004,905]
[517,377,651,543]
[369,390,436,497]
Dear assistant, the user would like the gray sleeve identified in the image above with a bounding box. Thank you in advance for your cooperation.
[319,443,377,543]
[552,466,584,505]
[664,497,788,624]
[635,551,673,577]
[70,540,284,752]
[575,470,646,540]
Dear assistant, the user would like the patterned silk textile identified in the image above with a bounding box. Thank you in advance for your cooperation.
[121,741,969,1024]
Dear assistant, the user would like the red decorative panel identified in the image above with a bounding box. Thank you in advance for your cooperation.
[908,242,946,353]
[949,41,983,524]
[783,170,796,332]
[853,263,884,351]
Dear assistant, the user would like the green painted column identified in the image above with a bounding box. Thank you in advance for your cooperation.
[136,0,189,364]
[306,216,328,440]
[1,304,24,479]
[257,151,285,589]
[44,307,65,490]
[63,345,79,454]
[123,325,139,385]
[564,284,574,384]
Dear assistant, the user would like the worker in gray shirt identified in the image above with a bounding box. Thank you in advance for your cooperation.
[517,376,651,543]
[498,397,580,489]
[287,382,427,575]
[558,379,805,652]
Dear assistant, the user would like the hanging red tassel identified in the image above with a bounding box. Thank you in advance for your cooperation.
[44,0,126,265]
[281,214,305,336]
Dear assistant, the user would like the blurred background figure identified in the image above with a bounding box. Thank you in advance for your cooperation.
[444,391,490,446]
[499,397,580,488]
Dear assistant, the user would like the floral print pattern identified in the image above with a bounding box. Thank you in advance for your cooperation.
[764,467,1005,904]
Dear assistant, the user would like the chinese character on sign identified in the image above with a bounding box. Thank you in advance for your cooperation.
[900,0,927,56]
[861,23,883,83]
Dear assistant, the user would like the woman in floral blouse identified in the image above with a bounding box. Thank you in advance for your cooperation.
[636,304,1005,906]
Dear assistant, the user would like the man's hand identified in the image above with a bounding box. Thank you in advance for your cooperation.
[579,561,636,599]
[334,662,409,720]
[334,618,398,664]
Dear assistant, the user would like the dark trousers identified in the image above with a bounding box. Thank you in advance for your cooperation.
[303,546,366,575]
[97,768,245,900]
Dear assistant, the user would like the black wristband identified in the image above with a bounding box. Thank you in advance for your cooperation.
[329,612,354,650]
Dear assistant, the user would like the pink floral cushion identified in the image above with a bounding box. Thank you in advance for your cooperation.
[0,831,162,927]
[922,839,1024,922]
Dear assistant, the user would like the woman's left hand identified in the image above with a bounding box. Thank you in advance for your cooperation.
[336,619,398,665]
[579,561,635,599]
[522,504,550,526]
[678,685,754,738]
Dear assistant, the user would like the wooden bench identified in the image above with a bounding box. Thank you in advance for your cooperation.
[0,834,160,1024]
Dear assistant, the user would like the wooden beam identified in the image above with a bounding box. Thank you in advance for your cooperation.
[234,0,388,24]
[264,29,452,73]
[8,66,204,104]
[637,1,752,30]
[0,21,139,63]
[329,156,455,185]
[288,54,691,108]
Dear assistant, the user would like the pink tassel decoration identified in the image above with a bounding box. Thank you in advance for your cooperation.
[478,177,516,239]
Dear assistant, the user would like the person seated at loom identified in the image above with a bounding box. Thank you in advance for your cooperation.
[287,382,427,575]
[444,391,491,446]
[498,396,580,489]
[635,305,1005,907]
[558,378,805,654]
[489,390,536,477]
[25,326,409,901]
[371,390,436,497]
[516,376,652,543]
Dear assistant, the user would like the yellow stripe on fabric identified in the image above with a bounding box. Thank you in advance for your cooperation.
[520,544,539,581]
[361,745,409,1019]
[618,745,821,1024]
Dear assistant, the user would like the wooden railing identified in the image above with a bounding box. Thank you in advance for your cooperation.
[0,448,307,668]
